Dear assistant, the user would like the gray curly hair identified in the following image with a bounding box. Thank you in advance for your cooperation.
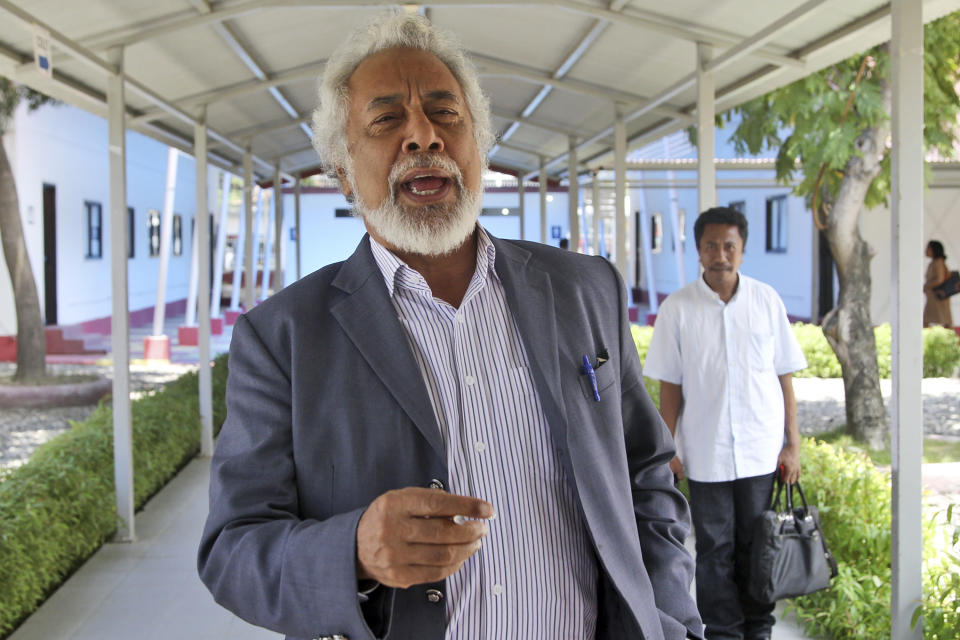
[311,11,495,176]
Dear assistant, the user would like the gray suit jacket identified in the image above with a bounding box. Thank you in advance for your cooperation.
[198,234,702,640]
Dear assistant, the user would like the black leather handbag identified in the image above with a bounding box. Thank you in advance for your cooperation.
[748,477,838,603]
[933,270,960,300]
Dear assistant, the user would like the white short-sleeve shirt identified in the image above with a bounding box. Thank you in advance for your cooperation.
[643,274,807,482]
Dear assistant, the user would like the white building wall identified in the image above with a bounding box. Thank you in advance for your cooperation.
[1,102,199,332]
[280,188,570,287]
[635,169,814,320]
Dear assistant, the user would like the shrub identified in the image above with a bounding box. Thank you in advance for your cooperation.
[639,322,960,379]
[789,439,959,638]
[632,324,660,408]
[0,354,229,638]
[922,326,960,378]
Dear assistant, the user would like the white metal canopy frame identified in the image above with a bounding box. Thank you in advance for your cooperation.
[0,1,953,637]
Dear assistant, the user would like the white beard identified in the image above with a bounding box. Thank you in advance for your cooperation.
[351,154,481,257]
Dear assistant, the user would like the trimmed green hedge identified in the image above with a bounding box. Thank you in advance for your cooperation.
[633,323,960,381]
[0,355,228,638]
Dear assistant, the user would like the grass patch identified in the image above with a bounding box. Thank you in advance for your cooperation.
[814,428,960,466]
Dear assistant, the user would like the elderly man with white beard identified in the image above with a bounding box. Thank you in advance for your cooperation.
[199,11,702,640]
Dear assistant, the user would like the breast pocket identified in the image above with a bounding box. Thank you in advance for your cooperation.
[749,331,775,371]
[578,360,617,401]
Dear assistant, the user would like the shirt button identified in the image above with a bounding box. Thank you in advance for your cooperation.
[474,441,486,453]
[464,375,476,386]
[427,478,445,490]
[492,584,504,596]
[426,588,444,603]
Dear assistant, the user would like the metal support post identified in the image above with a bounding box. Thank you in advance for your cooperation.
[195,108,213,457]
[890,0,924,637]
[106,45,134,541]
[697,42,716,213]
[568,136,579,251]
[614,102,628,284]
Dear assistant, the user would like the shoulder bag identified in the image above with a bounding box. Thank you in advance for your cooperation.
[933,270,960,300]
[748,476,838,603]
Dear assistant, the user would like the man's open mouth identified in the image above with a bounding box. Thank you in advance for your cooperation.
[403,175,450,196]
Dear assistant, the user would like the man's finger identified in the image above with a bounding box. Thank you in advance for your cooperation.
[403,539,484,568]
[405,517,489,544]
[395,487,495,519]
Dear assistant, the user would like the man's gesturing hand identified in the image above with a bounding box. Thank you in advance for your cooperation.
[356,487,494,589]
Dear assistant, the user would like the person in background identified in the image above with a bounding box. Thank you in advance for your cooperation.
[924,239,953,328]
[198,11,702,640]
[644,207,807,640]
[559,237,570,250]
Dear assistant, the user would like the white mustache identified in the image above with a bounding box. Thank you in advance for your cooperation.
[388,154,464,195]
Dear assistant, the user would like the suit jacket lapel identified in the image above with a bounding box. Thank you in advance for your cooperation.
[330,237,445,461]
[492,238,571,465]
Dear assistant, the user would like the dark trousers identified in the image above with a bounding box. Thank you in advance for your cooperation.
[688,473,776,640]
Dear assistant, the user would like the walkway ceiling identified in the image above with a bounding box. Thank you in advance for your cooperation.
[1,0,958,183]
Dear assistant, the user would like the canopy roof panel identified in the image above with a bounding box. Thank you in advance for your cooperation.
[1,0,958,182]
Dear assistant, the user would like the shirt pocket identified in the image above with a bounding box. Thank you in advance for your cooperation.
[748,331,775,371]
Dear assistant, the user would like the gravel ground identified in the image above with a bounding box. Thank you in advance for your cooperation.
[0,361,196,471]
[794,377,960,437]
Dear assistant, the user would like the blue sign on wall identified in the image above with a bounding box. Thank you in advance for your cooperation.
[550,225,562,239]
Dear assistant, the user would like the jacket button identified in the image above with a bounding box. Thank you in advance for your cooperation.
[428,478,444,490]
[426,588,444,603]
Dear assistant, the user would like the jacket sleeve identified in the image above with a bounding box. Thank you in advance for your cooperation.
[197,314,392,640]
[605,262,704,640]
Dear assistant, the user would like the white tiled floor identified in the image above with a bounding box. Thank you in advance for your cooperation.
[10,456,814,639]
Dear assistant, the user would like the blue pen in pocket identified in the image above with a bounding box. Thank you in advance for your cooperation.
[582,354,601,402]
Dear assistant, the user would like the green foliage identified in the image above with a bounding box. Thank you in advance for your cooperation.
[920,503,960,639]
[0,354,229,637]
[0,76,56,136]
[790,323,959,378]
[632,324,660,408]
[789,439,958,638]
[634,321,960,380]
[922,326,960,378]
[724,11,960,209]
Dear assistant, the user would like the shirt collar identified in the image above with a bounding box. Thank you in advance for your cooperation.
[368,224,497,299]
[696,271,744,304]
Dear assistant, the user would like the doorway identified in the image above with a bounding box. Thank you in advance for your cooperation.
[42,183,57,326]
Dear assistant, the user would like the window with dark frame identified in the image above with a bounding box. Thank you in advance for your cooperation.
[148,210,161,257]
[172,214,183,256]
[651,212,663,254]
[85,201,102,259]
[127,207,135,258]
[765,196,788,253]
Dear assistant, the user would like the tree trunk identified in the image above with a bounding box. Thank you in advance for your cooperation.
[0,131,46,381]
[820,71,891,450]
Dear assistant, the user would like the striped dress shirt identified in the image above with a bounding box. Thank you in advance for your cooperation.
[370,229,598,639]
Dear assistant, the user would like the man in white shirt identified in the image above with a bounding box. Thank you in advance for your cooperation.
[644,207,807,640]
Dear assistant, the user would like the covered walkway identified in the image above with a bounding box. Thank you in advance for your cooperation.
[8,455,812,640]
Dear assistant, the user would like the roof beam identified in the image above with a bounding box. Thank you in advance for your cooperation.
[525,0,864,179]
[0,1,292,182]
[185,0,313,141]
[490,108,586,138]
[78,0,800,70]
[128,60,326,126]
[474,53,688,120]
